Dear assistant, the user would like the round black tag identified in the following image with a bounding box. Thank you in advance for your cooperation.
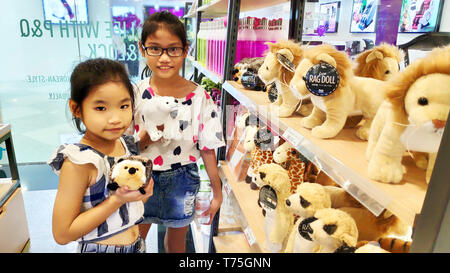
[258,185,277,210]
[305,62,340,96]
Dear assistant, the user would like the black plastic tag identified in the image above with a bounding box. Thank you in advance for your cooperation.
[276,53,296,72]
[305,62,340,96]
[258,185,277,210]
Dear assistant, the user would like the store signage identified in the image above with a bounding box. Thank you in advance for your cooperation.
[305,62,340,97]
[18,19,141,61]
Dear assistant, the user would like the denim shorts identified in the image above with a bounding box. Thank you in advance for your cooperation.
[77,236,146,253]
[142,163,200,228]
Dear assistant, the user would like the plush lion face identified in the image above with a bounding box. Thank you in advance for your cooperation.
[404,73,450,129]
[387,46,450,139]
[290,44,353,98]
[258,41,304,85]
[354,43,403,81]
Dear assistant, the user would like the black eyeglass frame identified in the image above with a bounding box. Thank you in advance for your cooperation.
[141,45,185,57]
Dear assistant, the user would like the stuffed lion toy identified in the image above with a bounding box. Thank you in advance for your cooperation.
[258,40,313,118]
[256,163,294,253]
[354,43,404,81]
[289,44,388,140]
[367,46,450,184]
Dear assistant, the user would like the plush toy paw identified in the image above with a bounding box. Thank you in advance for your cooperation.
[278,105,296,118]
[311,125,339,139]
[368,154,404,183]
[107,182,120,191]
[300,116,323,129]
[356,127,370,140]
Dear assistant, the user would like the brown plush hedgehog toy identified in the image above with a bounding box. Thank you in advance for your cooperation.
[107,156,153,194]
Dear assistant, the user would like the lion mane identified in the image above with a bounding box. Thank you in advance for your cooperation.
[303,44,353,92]
[387,45,450,121]
[266,40,304,84]
[354,43,404,79]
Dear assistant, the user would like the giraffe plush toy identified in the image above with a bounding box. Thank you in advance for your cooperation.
[244,124,276,191]
[273,141,306,193]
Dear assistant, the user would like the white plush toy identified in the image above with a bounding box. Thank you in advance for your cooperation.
[141,96,181,146]
[284,182,331,253]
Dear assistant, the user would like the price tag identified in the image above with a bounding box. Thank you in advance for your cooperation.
[282,127,303,148]
[223,182,232,196]
[243,226,256,246]
[229,149,244,170]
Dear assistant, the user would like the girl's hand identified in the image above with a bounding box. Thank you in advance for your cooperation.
[112,178,154,205]
[202,190,223,225]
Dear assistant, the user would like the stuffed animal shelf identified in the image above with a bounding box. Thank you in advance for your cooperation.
[289,44,389,140]
[141,95,181,146]
[256,163,295,253]
[299,208,359,253]
[367,46,450,184]
[107,156,153,195]
[244,124,276,191]
[284,182,331,253]
[258,40,313,118]
[272,141,306,193]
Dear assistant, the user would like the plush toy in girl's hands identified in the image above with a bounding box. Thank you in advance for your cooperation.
[108,156,153,195]
[141,95,181,145]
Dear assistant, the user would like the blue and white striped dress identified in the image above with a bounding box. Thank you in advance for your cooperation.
[47,135,144,243]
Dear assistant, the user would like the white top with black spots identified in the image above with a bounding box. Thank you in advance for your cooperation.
[132,78,225,171]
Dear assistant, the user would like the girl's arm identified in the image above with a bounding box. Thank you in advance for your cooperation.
[52,158,153,245]
[200,149,223,225]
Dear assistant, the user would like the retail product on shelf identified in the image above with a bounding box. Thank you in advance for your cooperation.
[195,164,212,225]
[141,95,181,145]
[258,40,313,118]
[272,141,306,194]
[357,237,411,253]
[256,163,294,253]
[299,208,358,253]
[367,46,450,184]
[107,156,153,195]
[197,18,227,76]
[284,182,331,253]
[236,17,284,64]
[290,44,388,140]
[244,125,277,191]
[353,43,404,81]
[232,57,265,89]
[338,207,408,242]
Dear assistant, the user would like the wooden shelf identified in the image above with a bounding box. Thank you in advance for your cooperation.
[0,124,10,139]
[219,161,267,253]
[222,80,428,227]
[186,56,223,84]
[213,233,255,253]
[197,0,290,18]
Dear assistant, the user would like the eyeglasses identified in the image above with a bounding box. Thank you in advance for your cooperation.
[142,45,185,57]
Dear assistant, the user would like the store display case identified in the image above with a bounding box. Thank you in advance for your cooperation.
[0,124,29,253]
[185,0,450,253]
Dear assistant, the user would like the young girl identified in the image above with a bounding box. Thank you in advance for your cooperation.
[133,11,225,253]
[48,58,154,253]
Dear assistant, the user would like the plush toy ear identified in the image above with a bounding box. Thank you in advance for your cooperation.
[276,48,296,72]
[315,53,337,68]
[366,50,384,63]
